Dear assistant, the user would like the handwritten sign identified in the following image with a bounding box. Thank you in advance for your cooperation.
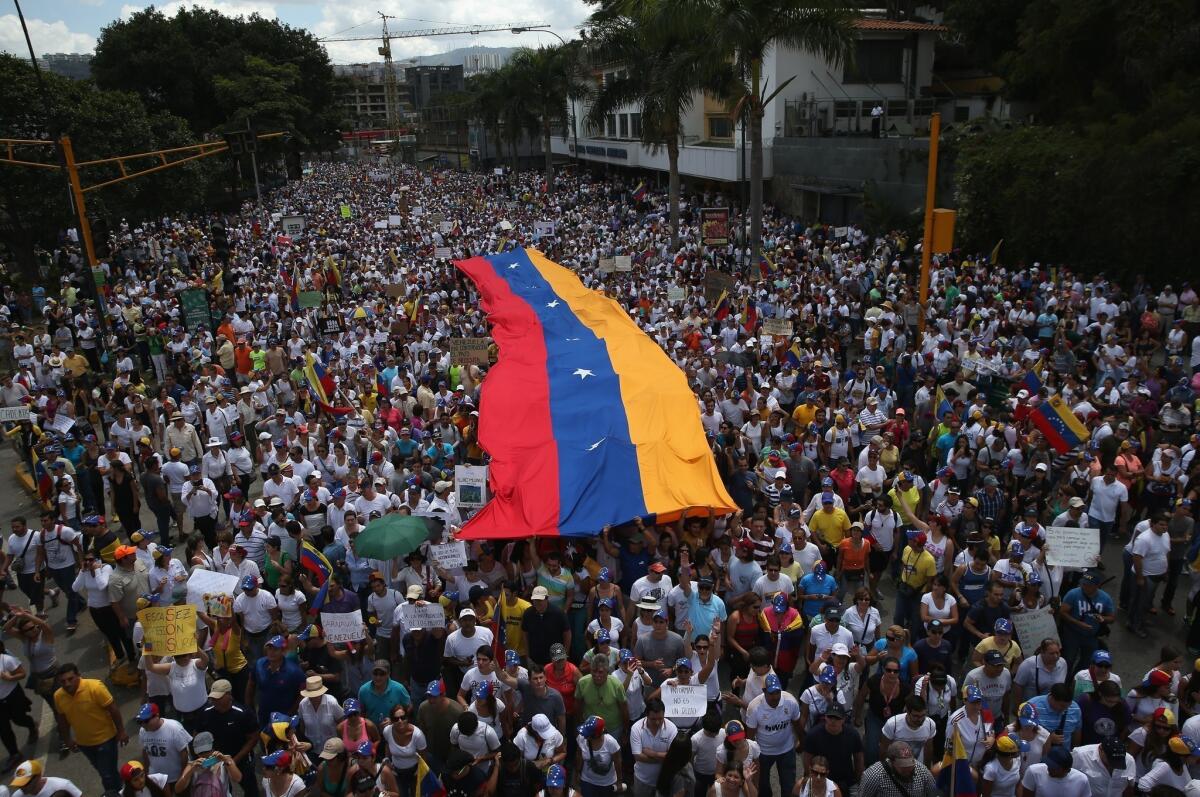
[704,271,735,303]
[46,414,75,436]
[0,407,26,423]
[321,609,365,644]
[434,247,453,259]
[138,605,198,655]
[429,541,467,570]
[280,215,305,236]
[186,569,239,608]
[440,221,454,234]
[400,601,447,631]
[598,258,615,274]
[615,255,632,272]
[667,286,687,303]
[1044,526,1101,568]
[761,318,793,338]
[339,204,352,219]
[455,465,488,509]
[205,594,233,618]
[388,215,403,228]
[534,221,556,239]
[449,338,489,367]
[661,682,708,717]
[1009,605,1059,646]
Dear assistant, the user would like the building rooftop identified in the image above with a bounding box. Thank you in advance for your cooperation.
[853,18,948,33]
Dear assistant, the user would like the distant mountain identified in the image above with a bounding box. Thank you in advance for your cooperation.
[412,46,517,67]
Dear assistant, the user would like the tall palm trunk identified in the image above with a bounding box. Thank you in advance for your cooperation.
[667,137,681,249]
[749,58,764,269]
[542,119,554,194]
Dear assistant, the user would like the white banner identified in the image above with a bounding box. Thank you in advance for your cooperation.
[400,601,447,631]
[434,247,452,259]
[321,609,365,644]
[761,318,793,337]
[455,465,488,509]
[0,407,27,422]
[667,286,686,303]
[388,214,403,227]
[373,220,389,230]
[280,215,305,236]
[1009,605,1059,646]
[429,541,468,570]
[46,414,75,435]
[440,221,454,234]
[534,221,556,239]
[661,683,708,717]
[186,569,240,609]
[1044,526,1101,569]
[615,255,632,272]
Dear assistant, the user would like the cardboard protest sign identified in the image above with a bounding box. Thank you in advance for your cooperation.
[449,338,489,366]
[400,602,446,631]
[186,569,239,608]
[761,318,793,337]
[321,610,365,644]
[1010,605,1059,646]
[661,683,708,717]
[138,605,198,655]
[429,541,468,570]
[1044,526,1101,568]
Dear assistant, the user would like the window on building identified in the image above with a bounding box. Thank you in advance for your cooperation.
[606,114,617,137]
[619,114,629,138]
[708,116,734,140]
[630,113,642,138]
[843,39,905,84]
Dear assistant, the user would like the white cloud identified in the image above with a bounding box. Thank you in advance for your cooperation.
[119,0,280,21]
[312,0,588,64]
[0,14,96,56]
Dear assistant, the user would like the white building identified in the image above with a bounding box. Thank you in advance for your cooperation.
[554,16,948,183]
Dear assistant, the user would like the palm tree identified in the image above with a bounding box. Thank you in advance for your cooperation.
[706,0,855,265]
[585,3,735,248]
[505,45,586,193]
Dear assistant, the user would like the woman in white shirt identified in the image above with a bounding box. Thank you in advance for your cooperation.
[577,715,623,793]
[513,714,565,769]
[146,648,212,721]
[382,704,427,791]
[1137,738,1194,793]
[919,575,958,634]
[842,588,882,656]
[981,734,1023,797]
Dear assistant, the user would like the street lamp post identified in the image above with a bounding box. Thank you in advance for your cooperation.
[511,27,580,167]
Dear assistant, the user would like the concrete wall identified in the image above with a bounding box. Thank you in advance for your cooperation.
[770,136,954,224]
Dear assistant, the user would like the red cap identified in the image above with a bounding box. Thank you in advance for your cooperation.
[911,533,928,546]
[649,562,667,573]
[1148,669,1172,688]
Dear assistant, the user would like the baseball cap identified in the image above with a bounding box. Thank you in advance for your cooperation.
[984,650,1005,666]
[649,562,667,573]
[193,731,215,754]
[406,585,423,599]
[208,679,233,699]
[964,685,984,703]
[675,657,693,671]
[262,750,291,768]
[1044,746,1072,770]
[831,643,850,657]
[994,618,1013,634]
[1092,650,1112,666]
[10,760,41,788]
[550,643,567,661]
[725,720,747,742]
[1145,669,1172,689]
[265,634,287,649]
[764,673,782,693]
[241,575,259,590]
[531,586,550,601]
[1101,736,1127,759]
[544,764,566,789]
[135,702,159,722]
[426,680,444,697]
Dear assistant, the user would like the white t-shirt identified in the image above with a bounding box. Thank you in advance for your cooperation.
[1131,529,1171,577]
[170,659,210,713]
[1071,743,1135,797]
[444,628,494,670]
[578,733,622,786]
[139,717,192,780]
[1020,763,1092,797]
[448,723,501,762]
[367,588,402,638]
[40,525,80,570]
[882,714,938,763]
[630,717,678,785]
[0,653,21,699]
[383,724,427,769]
[233,589,278,633]
[983,759,1022,797]
[16,776,83,797]
[744,692,801,755]
[809,624,855,659]
[1088,478,1128,523]
[274,590,307,631]
[6,531,41,574]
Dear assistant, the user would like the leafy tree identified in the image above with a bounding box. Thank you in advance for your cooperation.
[0,54,211,271]
[585,1,736,247]
[700,0,855,266]
[91,7,340,147]
[505,46,588,193]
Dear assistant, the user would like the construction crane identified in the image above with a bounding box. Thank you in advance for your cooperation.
[320,16,552,144]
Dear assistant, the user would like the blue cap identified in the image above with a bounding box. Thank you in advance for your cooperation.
[598,567,611,582]
[473,681,492,700]
[764,674,782,693]
[354,740,373,757]
[821,494,834,503]
[265,634,286,648]
[965,685,983,703]
[544,764,566,789]
[1018,702,1039,726]
[1009,541,1025,557]
[343,697,361,715]
[82,514,103,525]
[822,477,834,487]
[189,464,201,474]
[504,650,520,667]
[619,648,634,663]
[1045,746,1072,770]
[426,680,444,697]
[653,608,668,620]
[332,487,346,499]
[1092,649,1113,665]
[675,657,692,670]
[813,561,827,578]
[772,593,788,614]
[779,542,793,554]
[818,665,837,685]
[135,702,159,722]
[596,628,611,644]
[598,597,615,610]
[262,750,289,767]
[994,618,1013,634]
[241,575,259,590]
[578,716,604,740]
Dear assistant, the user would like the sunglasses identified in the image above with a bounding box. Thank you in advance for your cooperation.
[695,645,710,651]
[886,635,897,642]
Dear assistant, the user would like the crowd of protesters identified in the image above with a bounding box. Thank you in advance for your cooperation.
[0,160,1199,797]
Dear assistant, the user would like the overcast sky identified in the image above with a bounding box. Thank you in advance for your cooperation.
[2,0,586,64]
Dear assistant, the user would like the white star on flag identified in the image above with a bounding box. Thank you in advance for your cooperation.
[546,300,560,308]
[587,438,606,451]
[508,264,519,270]
[573,368,594,379]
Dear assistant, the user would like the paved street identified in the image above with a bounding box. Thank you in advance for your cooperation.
[0,439,1185,792]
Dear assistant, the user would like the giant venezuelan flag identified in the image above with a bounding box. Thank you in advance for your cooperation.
[455,248,736,539]
[1032,393,1089,453]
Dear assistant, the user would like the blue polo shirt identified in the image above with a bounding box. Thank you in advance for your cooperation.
[686,590,728,634]
[252,655,306,724]
[1024,693,1082,749]
[798,573,838,618]
[357,679,411,725]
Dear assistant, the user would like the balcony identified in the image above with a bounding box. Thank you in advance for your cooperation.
[782,97,938,138]
[550,136,771,182]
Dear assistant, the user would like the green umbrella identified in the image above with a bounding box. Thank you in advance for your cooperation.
[353,515,431,560]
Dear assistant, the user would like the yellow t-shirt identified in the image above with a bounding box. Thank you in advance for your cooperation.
[974,637,1022,669]
[810,507,851,547]
[499,596,532,656]
[54,679,116,746]
[890,486,921,520]
[791,404,818,427]
[900,548,936,591]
